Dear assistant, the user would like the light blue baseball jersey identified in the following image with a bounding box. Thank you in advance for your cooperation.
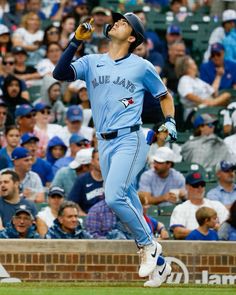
[71,53,167,132]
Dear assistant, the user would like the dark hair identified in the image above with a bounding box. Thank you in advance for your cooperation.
[5,125,19,136]
[58,201,79,217]
[92,147,98,158]
[46,42,62,54]
[42,25,60,46]
[227,200,236,228]
[1,170,20,183]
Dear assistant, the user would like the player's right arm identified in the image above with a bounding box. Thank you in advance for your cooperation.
[53,19,94,82]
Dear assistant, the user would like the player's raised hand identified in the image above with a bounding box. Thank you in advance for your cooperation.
[75,18,94,41]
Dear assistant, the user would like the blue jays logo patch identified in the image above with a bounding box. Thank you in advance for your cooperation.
[119,97,134,108]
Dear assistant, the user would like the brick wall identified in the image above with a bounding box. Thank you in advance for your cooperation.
[0,240,235,283]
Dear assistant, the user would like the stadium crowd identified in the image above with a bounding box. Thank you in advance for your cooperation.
[0,0,236,241]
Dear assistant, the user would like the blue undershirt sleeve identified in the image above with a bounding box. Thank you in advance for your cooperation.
[53,37,82,82]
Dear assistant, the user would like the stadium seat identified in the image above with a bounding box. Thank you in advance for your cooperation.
[174,162,206,177]
[28,85,41,103]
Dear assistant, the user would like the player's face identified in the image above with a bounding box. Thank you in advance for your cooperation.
[0,174,18,199]
[109,18,133,41]
[12,213,33,235]
[58,207,79,233]
[6,128,20,148]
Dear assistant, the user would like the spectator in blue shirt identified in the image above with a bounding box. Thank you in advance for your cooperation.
[20,132,54,187]
[53,133,90,175]
[185,207,219,241]
[200,43,236,91]
[45,201,91,239]
[0,208,40,239]
[207,161,236,210]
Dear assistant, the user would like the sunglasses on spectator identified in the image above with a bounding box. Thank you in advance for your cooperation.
[76,142,88,147]
[48,30,59,35]
[3,61,14,65]
[40,109,51,115]
[212,52,221,57]
[190,182,206,188]
[24,113,36,119]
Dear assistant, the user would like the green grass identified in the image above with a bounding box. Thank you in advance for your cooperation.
[0,282,235,295]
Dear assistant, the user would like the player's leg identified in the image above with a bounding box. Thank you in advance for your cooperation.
[101,131,162,277]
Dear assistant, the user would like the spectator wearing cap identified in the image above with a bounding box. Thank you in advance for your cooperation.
[206,161,236,210]
[200,42,236,91]
[15,104,36,135]
[65,80,93,127]
[53,133,90,175]
[68,148,104,216]
[45,136,67,169]
[203,9,236,62]
[36,186,65,237]
[133,39,165,125]
[161,24,183,62]
[160,40,186,95]
[12,46,41,82]
[0,125,20,169]
[58,105,93,146]
[1,76,30,125]
[20,132,53,187]
[0,170,37,229]
[52,148,92,197]
[170,171,229,239]
[181,113,233,170]
[71,0,88,27]
[0,24,11,59]
[0,207,40,239]
[12,146,45,203]
[138,147,186,208]
[176,55,230,124]
[45,200,92,239]
[90,6,111,48]
[40,75,66,125]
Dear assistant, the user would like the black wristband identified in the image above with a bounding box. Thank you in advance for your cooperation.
[70,36,83,48]
[165,116,176,125]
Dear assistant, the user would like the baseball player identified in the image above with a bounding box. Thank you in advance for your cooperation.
[53,12,177,287]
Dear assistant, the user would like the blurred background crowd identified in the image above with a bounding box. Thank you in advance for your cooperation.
[0,0,235,241]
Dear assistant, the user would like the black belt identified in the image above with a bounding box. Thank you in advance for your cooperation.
[100,125,140,140]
